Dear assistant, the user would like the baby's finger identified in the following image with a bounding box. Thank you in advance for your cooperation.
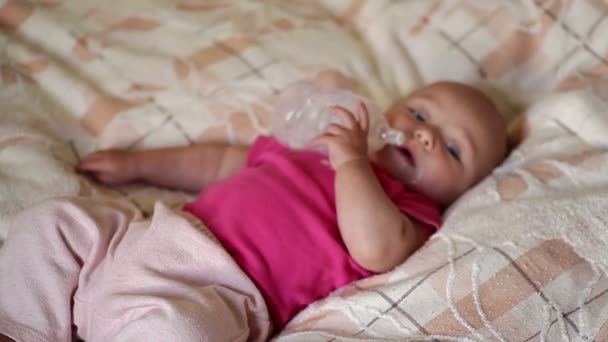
[76,155,110,172]
[323,123,348,137]
[75,157,99,172]
[331,106,358,130]
[78,151,107,163]
[357,101,370,131]
[311,134,335,148]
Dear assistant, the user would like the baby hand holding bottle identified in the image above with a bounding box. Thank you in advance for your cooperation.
[271,80,405,165]
[313,101,372,169]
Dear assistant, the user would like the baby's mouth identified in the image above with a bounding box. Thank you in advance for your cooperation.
[396,147,415,167]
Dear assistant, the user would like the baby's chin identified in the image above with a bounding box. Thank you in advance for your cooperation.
[370,147,451,205]
[369,146,417,185]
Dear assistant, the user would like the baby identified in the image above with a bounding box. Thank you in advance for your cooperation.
[0,81,507,342]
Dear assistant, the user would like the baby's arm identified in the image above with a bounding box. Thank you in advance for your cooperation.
[76,143,249,192]
[314,105,431,273]
[334,160,432,273]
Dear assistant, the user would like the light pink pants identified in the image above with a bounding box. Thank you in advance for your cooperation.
[0,196,271,342]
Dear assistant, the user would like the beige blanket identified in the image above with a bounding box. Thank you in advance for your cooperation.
[1,1,607,340]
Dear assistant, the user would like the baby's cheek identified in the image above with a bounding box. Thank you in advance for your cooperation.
[383,112,397,127]
[384,107,408,126]
[420,165,461,201]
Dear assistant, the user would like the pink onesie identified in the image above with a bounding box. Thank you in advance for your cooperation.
[184,136,441,329]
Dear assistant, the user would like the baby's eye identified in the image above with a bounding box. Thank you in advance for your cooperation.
[447,143,460,161]
[408,108,426,122]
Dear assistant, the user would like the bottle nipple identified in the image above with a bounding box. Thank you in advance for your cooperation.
[379,127,405,146]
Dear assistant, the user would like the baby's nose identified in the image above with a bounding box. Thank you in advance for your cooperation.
[414,128,435,150]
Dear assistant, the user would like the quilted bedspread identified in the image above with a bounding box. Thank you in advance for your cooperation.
[1,1,608,341]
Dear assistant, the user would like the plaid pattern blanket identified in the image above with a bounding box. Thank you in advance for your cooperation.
[1,1,608,340]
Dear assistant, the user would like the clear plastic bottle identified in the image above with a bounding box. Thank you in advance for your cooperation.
[271,80,404,152]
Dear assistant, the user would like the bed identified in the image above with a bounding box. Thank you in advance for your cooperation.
[1,0,608,341]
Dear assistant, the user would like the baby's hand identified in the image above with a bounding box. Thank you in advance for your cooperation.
[76,150,138,185]
[313,102,369,170]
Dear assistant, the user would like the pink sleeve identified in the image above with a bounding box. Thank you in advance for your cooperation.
[246,135,288,167]
[392,191,442,231]
[371,166,442,231]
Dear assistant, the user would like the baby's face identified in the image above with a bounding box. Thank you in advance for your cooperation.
[370,82,507,207]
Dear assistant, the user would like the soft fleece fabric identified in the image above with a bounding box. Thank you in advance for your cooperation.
[0,197,271,342]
